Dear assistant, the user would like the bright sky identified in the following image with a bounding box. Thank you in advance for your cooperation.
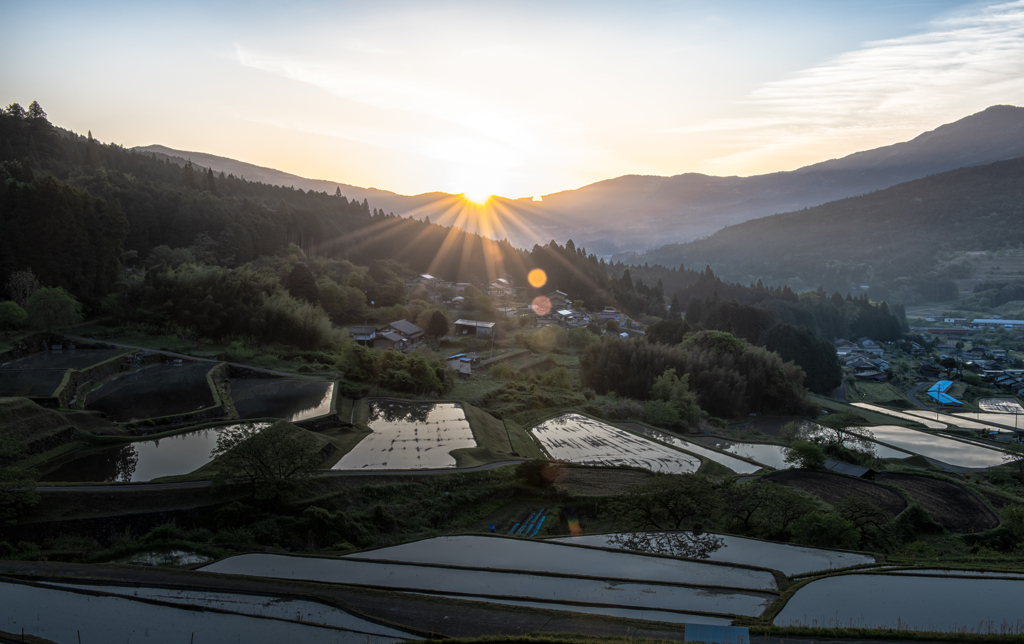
[3,0,1024,198]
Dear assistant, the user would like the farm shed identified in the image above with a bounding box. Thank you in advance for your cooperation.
[824,460,875,479]
[454,319,496,336]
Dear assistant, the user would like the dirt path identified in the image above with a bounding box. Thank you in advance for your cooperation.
[63,334,301,379]
[36,460,525,492]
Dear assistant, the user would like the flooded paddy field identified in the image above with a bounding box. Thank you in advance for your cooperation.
[865,425,1007,468]
[875,472,1000,533]
[620,423,762,473]
[556,532,875,576]
[0,368,66,396]
[86,362,216,422]
[801,423,912,459]
[0,348,128,371]
[695,438,792,470]
[851,403,947,429]
[52,584,414,638]
[978,398,1024,414]
[38,423,267,482]
[332,401,476,470]
[346,534,778,590]
[531,414,701,474]
[231,378,334,421]
[0,580,403,643]
[774,573,1024,633]
[200,553,776,617]
[765,470,907,518]
[903,409,1014,433]
[419,593,733,625]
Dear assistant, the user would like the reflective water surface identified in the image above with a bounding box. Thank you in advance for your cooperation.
[333,402,476,470]
[0,581,397,643]
[624,424,762,473]
[231,378,334,421]
[86,362,216,421]
[531,414,701,474]
[775,574,1024,633]
[39,423,267,482]
[201,553,775,617]
[866,425,1007,468]
[556,532,875,576]
[348,535,777,590]
[0,349,128,370]
[0,369,66,396]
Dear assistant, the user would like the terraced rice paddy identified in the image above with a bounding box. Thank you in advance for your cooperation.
[0,581,401,643]
[39,423,267,482]
[346,535,778,590]
[532,415,700,473]
[866,425,1007,468]
[801,423,912,459]
[978,398,1024,414]
[952,411,1022,429]
[200,552,776,618]
[51,584,414,638]
[0,348,128,370]
[333,402,476,470]
[555,532,874,575]
[774,574,1024,633]
[86,362,215,422]
[851,403,947,429]
[231,378,334,421]
[0,369,66,397]
[620,423,762,473]
[701,440,792,469]
[903,410,1013,433]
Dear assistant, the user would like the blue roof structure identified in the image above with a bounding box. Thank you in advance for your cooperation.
[928,380,954,393]
[928,391,963,406]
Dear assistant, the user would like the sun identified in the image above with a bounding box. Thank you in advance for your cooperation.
[461,190,493,205]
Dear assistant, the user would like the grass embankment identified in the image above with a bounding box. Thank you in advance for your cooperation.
[811,393,925,428]
[844,380,909,406]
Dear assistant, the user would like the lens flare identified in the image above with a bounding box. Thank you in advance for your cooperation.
[531,295,552,316]
[567,508,582,536]
[528,268,547,288]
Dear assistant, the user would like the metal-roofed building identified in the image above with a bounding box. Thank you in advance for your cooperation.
[454,319,496,336]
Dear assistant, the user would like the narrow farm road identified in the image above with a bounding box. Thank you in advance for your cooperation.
[63,334,302,379]
[36,460,525,492]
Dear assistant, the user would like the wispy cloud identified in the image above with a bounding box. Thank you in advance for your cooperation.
[679,1,1024,173]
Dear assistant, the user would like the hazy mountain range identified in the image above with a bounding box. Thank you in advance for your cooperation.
[137,104,1024,256]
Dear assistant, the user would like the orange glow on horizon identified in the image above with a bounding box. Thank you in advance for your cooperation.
[461,191,493,206]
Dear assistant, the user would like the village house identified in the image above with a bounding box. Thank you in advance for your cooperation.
[350,325,377,347]
[547,290,569,310]
[454,319,496,336]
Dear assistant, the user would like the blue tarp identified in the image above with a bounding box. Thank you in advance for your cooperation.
[684,624,749,644]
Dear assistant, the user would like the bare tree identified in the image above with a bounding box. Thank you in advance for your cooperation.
[6,269,40,306]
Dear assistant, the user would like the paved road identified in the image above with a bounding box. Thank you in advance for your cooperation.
[903,381,929,409]
[36,460,525,492]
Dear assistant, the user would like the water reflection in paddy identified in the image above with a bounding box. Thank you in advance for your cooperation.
[86,362,215,422]
[700,439,793,470]
[0,348,128,370]
[39,423,268,482]
[0,581,397,643]
[866,425,1007,468]
[332,402,476,470]
[531,414,700,474]
[774,574,1024,633]
[623,423,761,473]
[231,378,334,421]
[0,369,66,396]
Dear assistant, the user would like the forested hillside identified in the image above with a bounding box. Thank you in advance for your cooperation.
[630,156,1024,302]
[0,103,666,321]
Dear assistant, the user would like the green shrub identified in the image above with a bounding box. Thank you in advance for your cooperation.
[791,512,861,549]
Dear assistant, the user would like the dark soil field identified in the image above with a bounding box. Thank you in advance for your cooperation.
[765,470,907,518]
[552,465,654,496]
[875,472,1000,533]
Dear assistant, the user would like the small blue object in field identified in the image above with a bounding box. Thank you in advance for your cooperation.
[684,624,749,644]
[489,524,495,533]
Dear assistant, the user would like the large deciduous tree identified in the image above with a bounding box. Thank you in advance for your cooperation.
[212,421,323,501]
[24,286,82,332]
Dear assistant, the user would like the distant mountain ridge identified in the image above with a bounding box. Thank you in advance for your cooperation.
[627,155,1024,302]
[137,105,1024,255]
